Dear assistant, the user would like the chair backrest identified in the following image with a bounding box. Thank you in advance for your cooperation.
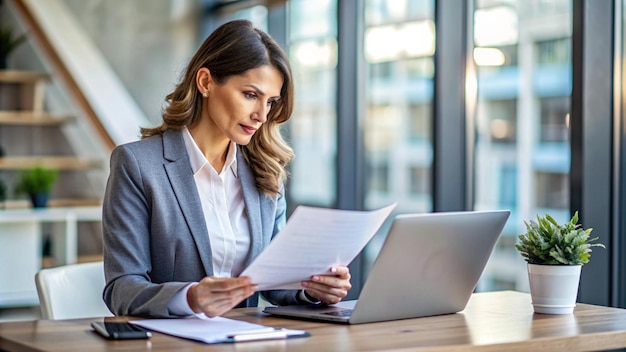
[35,261,112,320]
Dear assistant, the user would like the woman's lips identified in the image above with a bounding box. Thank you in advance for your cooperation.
[241,125,257,135]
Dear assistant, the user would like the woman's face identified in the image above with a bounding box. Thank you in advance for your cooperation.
[203,65,283,146]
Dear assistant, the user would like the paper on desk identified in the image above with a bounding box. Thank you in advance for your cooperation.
[130,314,306,344]
[240,203,396,290]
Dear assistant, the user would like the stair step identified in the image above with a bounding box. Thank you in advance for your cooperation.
[0,111,74,125]
[0,70,48,84]
[0,156,103,170]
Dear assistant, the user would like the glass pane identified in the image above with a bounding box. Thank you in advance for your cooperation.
[363,0,435,272]
[287,0,337,207]
[473,0,572,292]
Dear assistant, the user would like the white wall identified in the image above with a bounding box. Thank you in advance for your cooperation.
[62,0,200,124]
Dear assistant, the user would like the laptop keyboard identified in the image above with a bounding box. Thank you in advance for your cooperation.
[321,309,353,317]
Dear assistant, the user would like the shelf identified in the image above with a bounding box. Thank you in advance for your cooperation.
[0,156,103,170]
[0,205,102,220]
[0,204,103,306]
[0,111,74,125]
[1,198,102,210]
[42,254,103,269]
[0,70,48,84]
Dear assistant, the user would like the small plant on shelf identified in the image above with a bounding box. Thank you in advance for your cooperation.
[15,166,58,208]
[515,211,604,265]
[0,0,27,69]
[0,26,26,70]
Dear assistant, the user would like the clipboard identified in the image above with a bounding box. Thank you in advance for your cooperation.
[130,315,309,344]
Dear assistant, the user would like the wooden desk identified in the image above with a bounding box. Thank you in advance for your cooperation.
[2,291,626,351]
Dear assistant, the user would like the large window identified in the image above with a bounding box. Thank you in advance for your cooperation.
[362,0,435,270]
[473,0,572,291]
[287,0,338,207]
[200,0,621,304]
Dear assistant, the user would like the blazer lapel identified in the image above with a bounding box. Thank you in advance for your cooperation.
[237,147,264,264]
[162,130,214,276]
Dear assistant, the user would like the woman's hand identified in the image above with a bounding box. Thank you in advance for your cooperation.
[187,276,258,317]
[301,266,352,305]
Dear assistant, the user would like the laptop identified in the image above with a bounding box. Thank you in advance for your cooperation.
[263,210,510,324]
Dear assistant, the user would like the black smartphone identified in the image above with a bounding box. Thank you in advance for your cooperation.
[91,321,152,340]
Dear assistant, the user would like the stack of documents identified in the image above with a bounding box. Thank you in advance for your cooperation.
[241,203,396,290]
[131,314,308,344]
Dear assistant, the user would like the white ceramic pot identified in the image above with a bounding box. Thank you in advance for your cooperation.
[527,263,582,314]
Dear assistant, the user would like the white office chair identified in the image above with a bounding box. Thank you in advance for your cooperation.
[35,261,113,320]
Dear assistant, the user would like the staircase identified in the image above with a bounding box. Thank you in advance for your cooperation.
[0,69,104,207]
[0,69,107,307]
[0,0,150,307]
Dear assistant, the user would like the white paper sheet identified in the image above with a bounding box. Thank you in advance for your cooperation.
[131,314,306,344]
[240,203,396,290]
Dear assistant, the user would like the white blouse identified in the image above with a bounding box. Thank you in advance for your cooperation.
[182,128,251,278]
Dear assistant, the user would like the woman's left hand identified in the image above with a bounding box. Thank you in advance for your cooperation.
[301,266,352,305]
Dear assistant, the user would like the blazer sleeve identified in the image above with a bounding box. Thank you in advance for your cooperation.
[102,145,188,318]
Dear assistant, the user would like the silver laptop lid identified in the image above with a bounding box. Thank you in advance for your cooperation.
[349,210,509,324]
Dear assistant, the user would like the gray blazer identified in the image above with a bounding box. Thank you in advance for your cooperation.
[102,129,300,318]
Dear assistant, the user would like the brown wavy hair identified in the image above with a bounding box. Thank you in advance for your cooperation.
[141,20,294,196]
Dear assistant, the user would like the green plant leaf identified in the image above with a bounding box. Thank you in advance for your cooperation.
[515,212,605,265]
[15,166,58,195]
[0,27,27,59]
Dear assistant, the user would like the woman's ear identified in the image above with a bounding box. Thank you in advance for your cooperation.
[196,68,212,96]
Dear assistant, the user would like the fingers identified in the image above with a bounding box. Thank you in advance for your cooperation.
[329,265,350,279]
[200,276,255,292]
[188,276,258,317]
[301,266,352,305]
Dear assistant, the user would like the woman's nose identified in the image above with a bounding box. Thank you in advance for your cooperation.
[253,102,269,123]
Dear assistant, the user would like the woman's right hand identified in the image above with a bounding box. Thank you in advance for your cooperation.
[186,276,258,317]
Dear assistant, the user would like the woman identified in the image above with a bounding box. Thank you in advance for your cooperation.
[102,20,351,318]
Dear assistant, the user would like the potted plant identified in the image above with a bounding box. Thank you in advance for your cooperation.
[15,166,58,208]
[0,26,26,70]
[515,212,604,314]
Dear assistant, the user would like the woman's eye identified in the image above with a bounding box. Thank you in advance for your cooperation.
[244,92,256,100]
[267,100,277,108]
